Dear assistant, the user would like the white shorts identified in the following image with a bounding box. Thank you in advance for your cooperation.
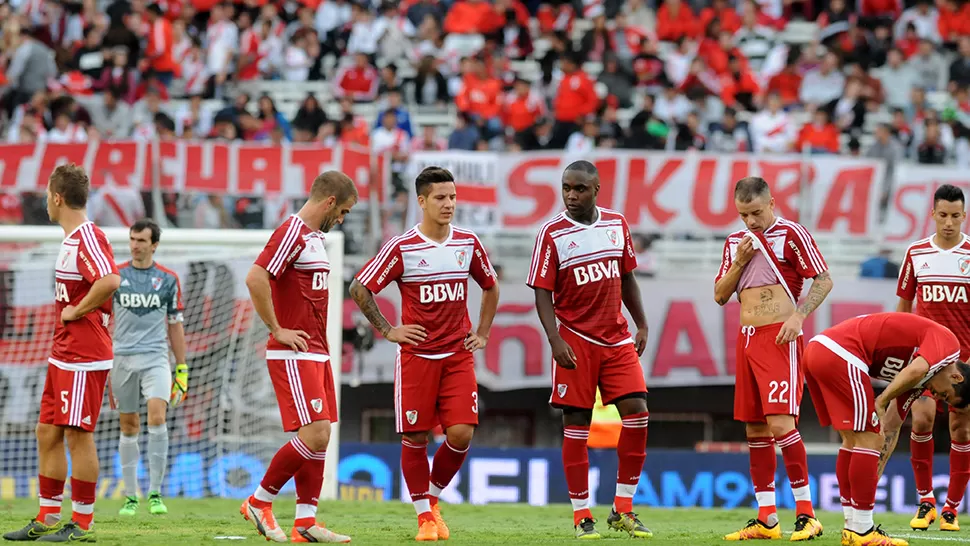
[112,353,171,413]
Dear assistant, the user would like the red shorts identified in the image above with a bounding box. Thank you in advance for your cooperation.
[734,322,804,423]
[395,350,479,434]
[39,364,109,432]
[267,359,338,432]
[549,326,647,410]
[804,339,880,433]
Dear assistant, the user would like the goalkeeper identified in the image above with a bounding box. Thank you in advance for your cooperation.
[111,219,188,517]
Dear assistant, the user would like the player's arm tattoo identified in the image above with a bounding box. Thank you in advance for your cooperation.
[349,279,392,337]
[877,427,901,478]
[621,272,648,330]
[795,271,833,318]
[714,262,744,306]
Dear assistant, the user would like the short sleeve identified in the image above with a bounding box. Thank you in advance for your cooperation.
[167,273,184,323]
[620,219,638,276]
[356,238,404,294]
[896,246,917,301]
[526,227,559,291]
[470,236,497,290]
[254,219,304,278]
[77,224,118,283]
[786,223,828,279]
[714,238,733,284]
[915,326,961,386]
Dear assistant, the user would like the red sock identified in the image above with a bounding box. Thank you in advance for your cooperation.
[36,475,64,526]
[945,441,970,514]
[294,448,326,528]
[401,437,433,523]
[850,448,880,534]
[429,440,469,506]
[563,426,592,525]
[69,478,96,530]
[614,412,648,514]
[911,432,935,504]
[748,436,778,525]
[836,448,853,517]
[252,437,315,508]
[777,430,814,517]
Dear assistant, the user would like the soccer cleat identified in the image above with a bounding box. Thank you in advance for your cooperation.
[415,520,438,541]
[841,529,850,546]
[606,510,653,538]
[118,496,138,517]
[240,497,287,542]
[574,518,602,540]
[789,514,823,541]
[909,502,937,530]
[941,511,960,531]
[845,526,906,546]
[291,524,352,543]
[35,521,94,543]
[2,520,62,541]
[147,492,167,515]
[431,504,449,540]
[724,519,782,540]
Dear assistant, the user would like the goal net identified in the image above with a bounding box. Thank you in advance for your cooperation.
[0,226,344,502]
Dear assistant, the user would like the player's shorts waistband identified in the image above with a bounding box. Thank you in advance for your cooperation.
[265,350,331,363]
[808,334,868,373]
[738,322,784,337]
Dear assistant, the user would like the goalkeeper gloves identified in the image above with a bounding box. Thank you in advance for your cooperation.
[171,363,188,407]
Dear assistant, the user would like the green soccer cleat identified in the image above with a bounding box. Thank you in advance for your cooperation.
[118,496,138,516]
[3,519,62,541]
[36,522,94,543]
[148,492,168,515]
[575,518,602,539]
[607,510,654,538]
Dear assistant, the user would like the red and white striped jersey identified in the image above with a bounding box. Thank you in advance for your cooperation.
[715,218,827,304]
[527,208,638,346]
[356,226,497,357]
[254,215,332,362]
[51,221,119,371]
[897,234,970,357]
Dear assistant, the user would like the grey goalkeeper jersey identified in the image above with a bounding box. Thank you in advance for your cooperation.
[113,261,183,361]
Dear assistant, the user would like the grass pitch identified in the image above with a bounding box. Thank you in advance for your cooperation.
[0,498,958,545]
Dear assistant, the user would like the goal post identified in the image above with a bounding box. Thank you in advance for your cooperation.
[0,225,344,502]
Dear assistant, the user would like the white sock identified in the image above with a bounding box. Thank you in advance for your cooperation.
[428,483,442,498]
[413,498,431,516]
[755,491,778,526]
[851,508,873,534]
[253,485,276,503]
[842,505,854,528]
[295,503,317,521]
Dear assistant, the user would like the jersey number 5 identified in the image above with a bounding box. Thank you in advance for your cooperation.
[60,391,70,414]
[768,380,790,404]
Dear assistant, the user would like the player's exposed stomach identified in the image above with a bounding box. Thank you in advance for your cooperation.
[738,283,795,327]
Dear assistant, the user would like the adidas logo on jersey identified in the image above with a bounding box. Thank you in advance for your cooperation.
[417,259,429,268]
[121,279,130,287]
[567,241,579,250]
[921,261,931,270]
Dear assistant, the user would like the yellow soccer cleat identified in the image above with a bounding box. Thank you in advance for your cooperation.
[941,511,960,531]
[606,510,653,538]
[845,526,906,546]
[789,515,822,541]
[415,520,438,542]
[724,519,782,541]
[841,529,850,546]
[431,504,449,541]
[909,502,937,530]
[574,518,602,540]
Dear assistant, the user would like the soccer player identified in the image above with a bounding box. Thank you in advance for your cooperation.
[714,177,831,541]
[3,164,121,542]
[527,161,652,539]
[805,312,970,546]
[113,218,188,517]
[896,184,970,532]
[349,166,499,542]
[241,171,357,543]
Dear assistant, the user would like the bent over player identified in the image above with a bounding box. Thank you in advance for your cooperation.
[113,218,187,517]
[896,184,970,531]
[805,312,970,546]
[241,171,357,543]
[714,177,832,541]
[4,164,121,543]
[350,166,499,542]
[528,161,652,540]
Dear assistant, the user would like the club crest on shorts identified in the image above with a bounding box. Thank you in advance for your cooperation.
[455,250,467,268]
[607,229,619,247]
[557,383,567,398]
[151,277,163,291]
[406,410,418,425]
[311,398,323,413]
[871,411,879,427]
[960,256,970,276]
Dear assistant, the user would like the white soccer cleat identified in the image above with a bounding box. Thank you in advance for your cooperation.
[292,524,352,543]
[240,497,288,542]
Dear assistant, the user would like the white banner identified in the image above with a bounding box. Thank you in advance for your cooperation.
[885,162,970,243]
[407,152,500,233]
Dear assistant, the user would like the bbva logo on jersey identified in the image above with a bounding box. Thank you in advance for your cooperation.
[922,284,968,303]
[55,282,69,303]
[119,293,162,308]
[573,260,621,286]
[419,282,465,303]
[312,271,329,290]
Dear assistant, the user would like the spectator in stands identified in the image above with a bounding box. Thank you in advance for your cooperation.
[580,12,611,63]
[721,53,761,110]
[666,36,696,87]
[709,107,753,151]
[375,88,414,137]
[71,26,105,80]
[565,115,599,152]
[597,55,634,108]
[700,0,741,35]
[551,53,599,148]
[455,56,503,135]
[917,118,948,163]
[796,108,841,153]
[610,13,649,70]
[937,0,970,47]
[406,0,445,29]
[817,0,856,48]
[867,122,905,172]
[734,0,778,74]
[91,88,132,140]
[895,0,940,44]
[411,125,447,151]
[834,79,868,133]
[859,0,901,26]
[632,37,667,91]
[347,2,383,58]
[292,93,328,138]
[2,25,56,115]
[750,91,796,152]
[875,48,918,109]
[765,49,802,108]
[132,86,167,140]
[950,37,970,91]
[503,76,545,136]
[316,0,352,53]
[333,52,379,102]
[656,0,699,42]
[655,80,692,123]
[444,0,499,35]
[622,0,656,35]
[144,3,178,86]
[799,51,845,109]
[93,47,137,104]
[204,2,239,99]
[283,30,319,82]
[909,38,949,92]
[598,102,625,147]
[673,111,707,150]
[175,94,214,138]
[255,95,292,142]
[408,55,449,106]
[448,111,480,150]
[859,249,900,278]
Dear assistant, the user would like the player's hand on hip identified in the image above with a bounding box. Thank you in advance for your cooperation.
[170,363,188,407]
[775,314,802,345]
[550,335,578,369]
[634,327,648,356]
[60,305,79,324]
[874,395,889,423]
[734,237,756,266]
[464,330,487,352]
[387,324,427,346]
[274,328,311,352]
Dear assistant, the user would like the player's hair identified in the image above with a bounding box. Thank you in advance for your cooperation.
[310,170,358,205]
[563,160,598,178]
[933,184,965,208]
[131,218,161,244]
[48,163,90,209]
[734,176,771,203]
[951,361,970,410]
[414,166,455,197]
